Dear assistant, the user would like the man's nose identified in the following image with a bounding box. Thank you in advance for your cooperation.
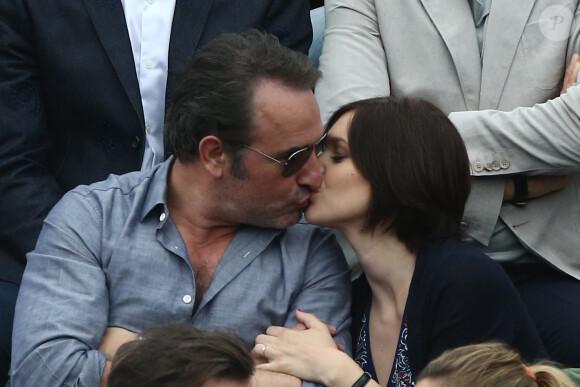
[296,151,323,189]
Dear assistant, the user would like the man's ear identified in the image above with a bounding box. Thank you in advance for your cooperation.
[198,136,228,178]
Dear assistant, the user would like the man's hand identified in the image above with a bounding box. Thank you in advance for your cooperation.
[561,53,580,95]
[98,327,138,387]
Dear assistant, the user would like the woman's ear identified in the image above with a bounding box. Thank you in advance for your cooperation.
[198,136,228,178]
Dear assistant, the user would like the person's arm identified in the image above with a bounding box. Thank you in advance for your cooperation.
[256,226,353,387]
[253,310,380,387]
[284,227,352,356]
[315,0,390,123]
[0,0,64,271]
[11,190,110,386]
[265,0,313,55]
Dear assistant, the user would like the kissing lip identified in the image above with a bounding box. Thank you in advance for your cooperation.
[297,193,313,207]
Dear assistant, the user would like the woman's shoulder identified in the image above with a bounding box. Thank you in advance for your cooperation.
[421,238,502,272]
[415,238,511,292]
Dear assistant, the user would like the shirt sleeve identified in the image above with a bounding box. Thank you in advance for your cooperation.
[284,227,352,354]
[11,190,109,386]
[282,227,352,387]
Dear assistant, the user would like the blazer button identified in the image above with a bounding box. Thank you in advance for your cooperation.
[484,161,493,171]
[492,160,501,171]
[131,136,141,149]
[473,161,484,173]
[500,160,510,169]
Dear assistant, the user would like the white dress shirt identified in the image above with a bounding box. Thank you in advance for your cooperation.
[121,0,176,170]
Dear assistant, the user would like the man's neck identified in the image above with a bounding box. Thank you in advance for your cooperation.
[167,159,239,243]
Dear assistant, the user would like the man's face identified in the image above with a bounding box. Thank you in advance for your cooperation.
[215,78,325,229]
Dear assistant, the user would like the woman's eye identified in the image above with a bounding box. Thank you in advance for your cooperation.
[330,154,347,162]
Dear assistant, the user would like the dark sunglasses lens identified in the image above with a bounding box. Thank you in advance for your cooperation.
[282,148,312,177]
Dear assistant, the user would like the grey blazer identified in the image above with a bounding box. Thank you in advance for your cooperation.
[316,0,580,279]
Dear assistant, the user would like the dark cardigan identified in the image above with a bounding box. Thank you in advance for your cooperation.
[351,238,547,377]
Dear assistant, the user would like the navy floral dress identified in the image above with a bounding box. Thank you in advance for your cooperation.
[354,299,415,387]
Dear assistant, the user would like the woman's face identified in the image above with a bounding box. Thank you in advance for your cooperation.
[304,111,371,230]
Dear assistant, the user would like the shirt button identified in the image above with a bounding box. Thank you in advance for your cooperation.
[146,124,152,134]
[183,295,192,304]
[145,59,154,69]
[147,0,155,4]
[159,213,166,222]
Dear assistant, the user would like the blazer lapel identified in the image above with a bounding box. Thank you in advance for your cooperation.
[421,0,482,110]
[81,0,144,125]
[165,0,213,107]
[480,0,535,109]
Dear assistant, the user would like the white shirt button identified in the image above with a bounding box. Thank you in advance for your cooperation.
[145,59,154,69]
[146,124,152,134]
[183,295,192,304]
[147,0,155,4]
[159,212,166,222]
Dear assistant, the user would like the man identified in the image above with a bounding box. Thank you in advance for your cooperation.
[316,0,580,365]
[11,30,351,386]
[0,0,312,382]
[108,324,254,387]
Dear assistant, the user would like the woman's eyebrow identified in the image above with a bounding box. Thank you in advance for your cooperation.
[326,135,348,144]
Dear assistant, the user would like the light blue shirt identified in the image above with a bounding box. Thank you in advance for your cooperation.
[12,158,352,386]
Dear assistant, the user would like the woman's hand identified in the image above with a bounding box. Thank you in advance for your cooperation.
[252,310,363,387]
[561,53,580,95]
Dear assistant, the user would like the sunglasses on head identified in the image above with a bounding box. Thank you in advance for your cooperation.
[242,129,328,177]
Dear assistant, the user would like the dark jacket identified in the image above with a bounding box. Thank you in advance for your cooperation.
[351,238,547,376]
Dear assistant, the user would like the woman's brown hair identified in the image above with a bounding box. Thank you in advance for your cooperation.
[326,97,471,251]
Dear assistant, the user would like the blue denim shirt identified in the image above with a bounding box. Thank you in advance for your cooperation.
[12,158,352,386]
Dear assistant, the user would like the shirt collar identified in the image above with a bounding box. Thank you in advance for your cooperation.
[140,156,175,221]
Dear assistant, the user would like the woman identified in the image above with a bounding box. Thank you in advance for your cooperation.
[417,342,575,387]
[252,97,546,387]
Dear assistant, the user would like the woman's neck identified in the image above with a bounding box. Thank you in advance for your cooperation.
[345,226,417,316]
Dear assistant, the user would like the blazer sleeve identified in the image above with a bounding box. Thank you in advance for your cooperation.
[0,0,63,277]
[448,3,580,245]
[315,0,390,124]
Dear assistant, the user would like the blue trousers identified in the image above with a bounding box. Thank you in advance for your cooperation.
[0,281,18,386]
[501,261,580,367]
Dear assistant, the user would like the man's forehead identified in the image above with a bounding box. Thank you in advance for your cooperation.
[249,79,322,145]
